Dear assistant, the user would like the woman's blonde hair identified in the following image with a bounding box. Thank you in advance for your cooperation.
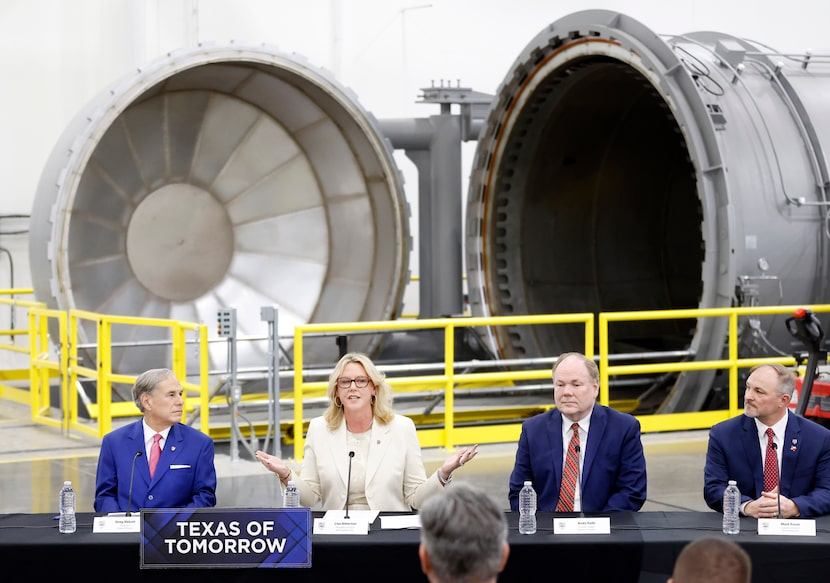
[323,352,395,430]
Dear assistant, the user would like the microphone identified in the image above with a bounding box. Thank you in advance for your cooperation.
[344,451,355,519]
[127,451,143,516]
[772,442,782,519]
[575,444,584,516]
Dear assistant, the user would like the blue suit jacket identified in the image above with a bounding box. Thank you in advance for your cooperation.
[94,420,217,512]
[704,411,830,517]
[508,404,647,512]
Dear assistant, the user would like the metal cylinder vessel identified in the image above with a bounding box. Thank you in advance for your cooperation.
[28,42,409,372]
[466,10,830,411]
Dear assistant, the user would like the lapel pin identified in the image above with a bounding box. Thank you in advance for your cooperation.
[171,446,176,452]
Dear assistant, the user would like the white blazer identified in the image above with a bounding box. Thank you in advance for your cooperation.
[287,414,444,511]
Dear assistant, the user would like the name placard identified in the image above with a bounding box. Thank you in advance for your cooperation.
[758,518,817,536]
[553,516,611,534]
[313,510,375,535]
[313,517,370,535]
[93,514,141,533]
[140,508,311,569]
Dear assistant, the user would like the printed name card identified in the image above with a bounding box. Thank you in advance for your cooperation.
[553,516,611,534]
[312,517,369,535]
[312,510,375,535]
[758,518,816,536]
[93,513,141,533]
[140,508,311,568]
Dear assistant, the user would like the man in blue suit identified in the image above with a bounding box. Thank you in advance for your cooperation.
[704,363,830,518]
[508,352,647,512]
[94,368,216,512]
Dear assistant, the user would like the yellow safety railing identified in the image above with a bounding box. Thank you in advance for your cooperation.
[0,289,47,404]
[29,305,68,429]
[291,313,595,459]
[66,309,211,438]
[23,306,211,438]
[286,305,830,460]
[3,290,830,454]
[598,304,830,433]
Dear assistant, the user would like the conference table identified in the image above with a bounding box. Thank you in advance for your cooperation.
[2,511,828,582]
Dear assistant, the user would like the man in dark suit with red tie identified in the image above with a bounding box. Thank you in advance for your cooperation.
[704,363,830,518]
[508,352,647,512]
[94,368,216,513]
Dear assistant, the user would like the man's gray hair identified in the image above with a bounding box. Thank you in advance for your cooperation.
[132,368,175,412]
[552,352,599,383]
[419,482,508,582]
[748,363,796,397]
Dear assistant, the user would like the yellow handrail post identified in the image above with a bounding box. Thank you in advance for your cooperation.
[199,324,210,435]
[28,309,47,417]
[171,322,187,426]
[68,311,83,433]
[29,309,46,414]
[98,318,113,438]
[584,318,595,362]
[598,312,610,407]
[68,312,77,428]
[56,311,69,432]
[171,322,186,382]
[293,326,305,460]
[728,311,740,417]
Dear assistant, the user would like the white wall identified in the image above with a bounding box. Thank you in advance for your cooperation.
[1,0,828,313]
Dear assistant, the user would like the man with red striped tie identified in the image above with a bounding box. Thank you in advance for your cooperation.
[508,352,647,513]
[704,363,830,518]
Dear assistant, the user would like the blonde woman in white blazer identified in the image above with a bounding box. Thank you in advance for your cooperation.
[255,352,478,511]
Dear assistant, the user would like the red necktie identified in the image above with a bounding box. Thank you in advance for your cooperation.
[763,427,778,492]
[149,433,162,478]
[557,423,580,512]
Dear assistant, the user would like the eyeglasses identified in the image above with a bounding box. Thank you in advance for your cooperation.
[337,377,371,389]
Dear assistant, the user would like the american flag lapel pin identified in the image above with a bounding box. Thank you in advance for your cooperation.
[791,439,797,452]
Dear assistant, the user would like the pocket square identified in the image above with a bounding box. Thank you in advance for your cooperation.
[169,464,191,469]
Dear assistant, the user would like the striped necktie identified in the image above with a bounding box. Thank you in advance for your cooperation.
[556,423,580,512]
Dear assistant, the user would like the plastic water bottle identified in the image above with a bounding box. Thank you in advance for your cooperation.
[284,480,300,508]
[519,480,537,534]
[59,480,76,534]
[722,480,740,535]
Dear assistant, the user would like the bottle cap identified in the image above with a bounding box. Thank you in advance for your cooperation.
[523,480,532,486]
[64,480,71,486]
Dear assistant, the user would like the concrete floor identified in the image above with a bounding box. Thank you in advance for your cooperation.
[0,399,712,515]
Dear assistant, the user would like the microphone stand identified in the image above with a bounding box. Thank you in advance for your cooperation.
[772,442,782,519]
[127,451,143,516]
[345,451,355,519]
